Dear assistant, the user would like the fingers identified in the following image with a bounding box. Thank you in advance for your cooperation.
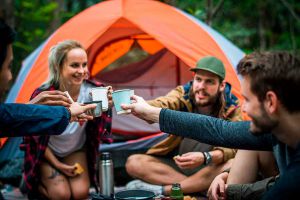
[69,103,96,122]
[40,90,66,96]
[44,100,71,107]
[66,170,77,177]
[107,86,113,101]
[130,94,140,101]
[82,103,97,111]
[219,183,225,194]
[174,158,190,166]
[63,91,75,103]
[107,87,113,98]
[174,161,185,169]
[30,90,72,105]
[41,90,68,99]
[47,94,72,104]
[180,152,194,156]
[176,156,192,162]
[106,86,112,90]
[211,185,220,200]
[121,95,144,109]
[79,113,94,121]
[107,86,113,94]
[59,164,77,177]
[207,187,213,199]
[84,115,94,121]
[67,168,77,177]
[76,113,94,122]
[71,165,78,176]
[219,183,226,198]
[208,184,219,200]
[175,161,193,169]
[208,175,227,200]
[121,103,133,110]
[175,156,200,169]
[108,87,114,108]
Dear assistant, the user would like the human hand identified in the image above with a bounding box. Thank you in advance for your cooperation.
[174,152,205,169]
[28,90,72,107]
[107,86,114,108]
[69,102,96,122]
[56,162,77,177]
[207,172,229,200]
[121,95,161,123]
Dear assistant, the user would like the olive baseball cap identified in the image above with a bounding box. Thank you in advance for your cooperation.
[190,56,225,80]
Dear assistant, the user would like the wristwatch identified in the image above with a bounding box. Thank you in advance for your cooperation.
[203,152,212,165]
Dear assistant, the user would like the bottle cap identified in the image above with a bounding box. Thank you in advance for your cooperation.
[172,183,181,188]
[100,152,111,160]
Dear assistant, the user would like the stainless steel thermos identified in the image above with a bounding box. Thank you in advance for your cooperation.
[99,152,114,196]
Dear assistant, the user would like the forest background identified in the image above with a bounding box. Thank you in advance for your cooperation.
[1,0,299,79]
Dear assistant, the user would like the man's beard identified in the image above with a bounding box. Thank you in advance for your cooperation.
[250,105,278,136]
[191,89,221,107]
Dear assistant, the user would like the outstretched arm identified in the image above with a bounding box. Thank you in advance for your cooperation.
[0,103,95,137]
[122,95,273,151]
[160,109,272,151]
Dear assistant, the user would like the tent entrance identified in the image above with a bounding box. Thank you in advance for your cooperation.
[90,34,164,76]
[90,34,192,94]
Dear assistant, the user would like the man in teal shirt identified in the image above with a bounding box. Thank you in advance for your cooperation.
[123,51,300,199]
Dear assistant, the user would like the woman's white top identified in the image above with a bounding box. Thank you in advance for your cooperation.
[48,81,93,157]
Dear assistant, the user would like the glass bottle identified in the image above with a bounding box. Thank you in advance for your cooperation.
[170,183,184,200]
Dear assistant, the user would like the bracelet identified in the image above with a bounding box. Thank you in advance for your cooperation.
[203,152,212,165]
[202,152,207,165]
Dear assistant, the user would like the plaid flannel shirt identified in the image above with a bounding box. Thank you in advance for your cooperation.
[21,80,112,198]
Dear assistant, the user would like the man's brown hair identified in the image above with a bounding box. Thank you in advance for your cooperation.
[237,51,300,113]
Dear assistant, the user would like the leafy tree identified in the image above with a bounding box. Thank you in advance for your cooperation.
[167,0,300,53]
[2,0,300,80]
[11,0,100,77]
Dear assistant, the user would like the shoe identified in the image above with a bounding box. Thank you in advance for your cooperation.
[126,179,163,195]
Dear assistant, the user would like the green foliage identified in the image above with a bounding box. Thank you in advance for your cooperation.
[12,0,104,76]
[170,0,300,54]
[13,0,59,75]
[175,0,206,20]
[11,0,300,77]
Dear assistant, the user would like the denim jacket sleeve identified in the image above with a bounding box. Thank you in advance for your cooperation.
[0,103,70,137]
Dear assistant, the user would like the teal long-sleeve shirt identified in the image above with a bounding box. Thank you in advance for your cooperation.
[0,103,70,137]
[159,108,272,151]
[159,109,300,200]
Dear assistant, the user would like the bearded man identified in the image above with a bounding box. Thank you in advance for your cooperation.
[125,56,243,195]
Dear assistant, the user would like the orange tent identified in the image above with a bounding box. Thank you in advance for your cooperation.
[2,0,245,154]
[11,0,244,104]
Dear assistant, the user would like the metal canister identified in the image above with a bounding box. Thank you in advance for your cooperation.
[99,152,114,196]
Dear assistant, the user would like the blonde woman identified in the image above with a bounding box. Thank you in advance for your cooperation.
[22,40,113,200]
